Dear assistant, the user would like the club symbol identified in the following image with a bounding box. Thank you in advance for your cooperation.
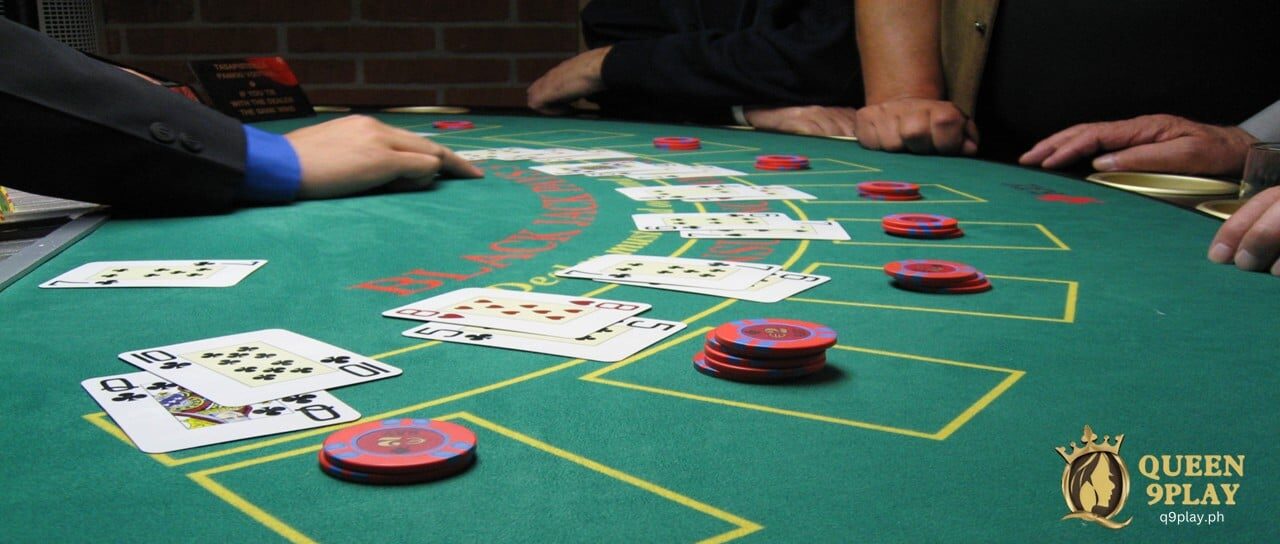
[94,280,118,285]
[194,261,214,266]
[465,334,492,341]
[236,346,260,353]
[146,381,177,391]
[254,352,277,359]
[321,355,350,364]
[217,359,239,366]
[271,359,294,367]
[288,368,315,374]
[234,366,259,373]
[252,374,278,381]
[111,393,147,402]
[282,394,316,404]
[262,368,286,374]
[252,406,286,416]
[199,352,225,359]
[160,361,190,370]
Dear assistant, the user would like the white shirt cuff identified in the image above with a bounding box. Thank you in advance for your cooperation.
[731,105,751,127]
[1240,99,1280,142]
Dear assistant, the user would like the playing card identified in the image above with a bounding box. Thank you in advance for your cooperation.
[556,254,779,290]
[82,371,360,453]
[600,271,831,303]
[118,329,401,407]
[616,184,766,201]
[41,259,267,288]
[532,149,637,162]
[401,316,686,362]
[683,185,818,201]
[531,160,660,177]
[631,212,800,231]
[679,220,851,240]
[626,165,747,180]
[383,288,650,339]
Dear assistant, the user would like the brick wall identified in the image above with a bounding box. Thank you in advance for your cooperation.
[102,0,580,108]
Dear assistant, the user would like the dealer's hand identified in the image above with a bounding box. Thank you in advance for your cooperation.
[744,106,858,137]
[1208,186,1280,276]
[527,47,611,115]
[285,115,483,199]
[1020,114,1256,177]
[854,97,977,155]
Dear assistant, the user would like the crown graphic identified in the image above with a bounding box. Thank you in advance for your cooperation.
[1056,425,1124,463]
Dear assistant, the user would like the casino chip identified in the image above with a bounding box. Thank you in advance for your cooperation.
[432,120,475,130]
[319,418,477,484]
[755,155,810,171]
[881,213,964,239]
[693,319,834,383]
[858,181,921,200]
[883,259,992,294]
[653,136,701,150]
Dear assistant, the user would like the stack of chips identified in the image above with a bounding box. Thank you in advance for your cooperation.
[883,259,992,294]
[857,181,922,201]
[319,418,477,485]
[694,318,836,383]
[881,213,964,239]
[652,136,702,150]
[432,120,475,130]
[754,154,810,171]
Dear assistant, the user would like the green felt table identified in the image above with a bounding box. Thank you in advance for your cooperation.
[1,112,1277,543]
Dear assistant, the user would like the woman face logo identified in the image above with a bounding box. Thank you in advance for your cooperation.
[1068,452,1123,516]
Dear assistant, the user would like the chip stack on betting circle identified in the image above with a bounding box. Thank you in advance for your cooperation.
[881,213,964,239]
[754,155,810,171]
[693,318,836,383]
[883,259,992,294]
[653,136,701,150]
[857,181,922,201]
[319,418,476,485]
[432,120,475,130]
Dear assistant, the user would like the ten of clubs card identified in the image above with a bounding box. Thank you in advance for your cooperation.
[383,288,651,339]
[82,371,360,453]
[117,329,401,406]
[41,259,267,288]
[401,316,686,362]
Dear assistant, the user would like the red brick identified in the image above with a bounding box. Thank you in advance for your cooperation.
[443,86,529,107]
[201,0,350,23]
[365,58,508,84]
[126,27,278,55]
[288,26,435,54]
[103,0,194,23]
[517,0,578,22]
[307,87,442,106]
[445,26,577,53]
[288,59,357,84]
[515,56,569,83]
[361,0,508,22]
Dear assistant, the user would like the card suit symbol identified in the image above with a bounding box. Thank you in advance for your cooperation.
[111,393,147,402]
[196,267,212,272]
[502,311,519,315]
[218,359,237,366]
[569,300,594,306]
[228,353,248,359]
[253,374,278,381]
[282,394,315,404]
[169,270,185,275]
[255,353,275,359]
[700,273,715,278]
[145,273,160,277]
[533,310,550,314]
[709,262,729,267]
[101,274,117,278]
[238,346,259,352]
[321,355,350,364]
[235,366,259,373]
[476,299,492,303]
[94,280,118,285]
[519,304,537,308]
[577,335,596,341]
[547,316,564,320]
[160,362,191,370]
[455,305,474,310]
[146,381,177,391]
[155,268,170,272]
[111,268,127,272]
[252,406,286,416]
[263,368,286,374]
[289,368,314,374]
[199,352,223,359]
[610,273,631,278]
[487,305,504,309]
[186,273,201,277]
[439,313,465,319]
[565,309,583,314]
[465,334,492,341]
[194,261,214,266]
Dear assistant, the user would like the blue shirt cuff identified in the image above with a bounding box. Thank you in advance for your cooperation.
[240,125,302,203]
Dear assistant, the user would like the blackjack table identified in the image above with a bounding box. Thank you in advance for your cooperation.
[1,111,1275,542]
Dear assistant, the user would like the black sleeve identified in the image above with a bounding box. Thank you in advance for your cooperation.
[583,0,860,121]
[0,18,247,214]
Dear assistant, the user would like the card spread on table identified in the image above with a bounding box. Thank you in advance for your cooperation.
[532,161,745,180]
[631,212,799,231]
[117,329,400,407]
[555,254,779,291]
[383,288,651,339]
[82,371,359,453]
[599,271,832,303]
[401,316,686,362]
[41,259,267,288]
[682,185,818,201]
[616,184,765,201]
[457,147,637,163]
[679,220,851,240]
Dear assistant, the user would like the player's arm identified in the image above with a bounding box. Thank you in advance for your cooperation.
[1018,114,1257,176]
[853,0,977,155]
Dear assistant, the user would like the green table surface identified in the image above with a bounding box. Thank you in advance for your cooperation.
[2,113,1276,543]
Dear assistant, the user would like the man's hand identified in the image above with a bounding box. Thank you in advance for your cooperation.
[854,98,978,155]
[1208,186,1280,276]
[1019,114,1257,176]
[284,115,483,200]
[527,47,611,115]
[744,106,858,137]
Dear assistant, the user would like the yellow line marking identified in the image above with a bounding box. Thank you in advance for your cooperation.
[187,412,762,544]
[371,340,442,359]
[932,370,1025,440]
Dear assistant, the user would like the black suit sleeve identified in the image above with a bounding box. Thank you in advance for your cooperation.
[582,0,860,124]
[0,18,247,214]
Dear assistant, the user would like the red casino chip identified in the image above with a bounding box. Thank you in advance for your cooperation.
[318,449,475,485]
[881,213,957,230]
[653,136,701,150]
[859,192,922,201]
[704,341,827,369]
[322,418,476,475]
[754,155,810,170]
[693,352,824,383]
[883,260,979,285]
[857,181,920,195]
[712,318,837,358]
[895,273,992,294]
[882,225,965,239]
[433,120,475,130]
